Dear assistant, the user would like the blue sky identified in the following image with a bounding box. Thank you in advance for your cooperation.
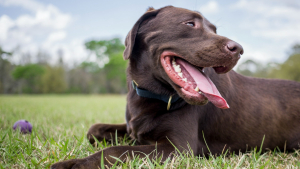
[0,0,299,67]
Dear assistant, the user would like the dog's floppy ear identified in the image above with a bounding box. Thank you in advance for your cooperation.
[123,7,159,60]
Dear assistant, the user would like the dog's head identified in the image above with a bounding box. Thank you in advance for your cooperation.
[124,6,243,109]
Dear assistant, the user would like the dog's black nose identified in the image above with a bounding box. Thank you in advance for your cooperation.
[226,41,244,56]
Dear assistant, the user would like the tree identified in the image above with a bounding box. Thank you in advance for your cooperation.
[84,38,127,93]
[269,44,300,82]
[40,65,67,93]
[237,44,300,82]
[12,64,45,93]
[0,47,14,93]
[1,38,130,94]
[236,59,275,78]
[104,51,128,93]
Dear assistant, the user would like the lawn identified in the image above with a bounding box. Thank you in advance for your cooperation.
[1,95,300,168]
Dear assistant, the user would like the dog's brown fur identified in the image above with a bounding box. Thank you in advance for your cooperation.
[51,6,300,169]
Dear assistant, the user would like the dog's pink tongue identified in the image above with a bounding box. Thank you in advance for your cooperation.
[178,59,229,109]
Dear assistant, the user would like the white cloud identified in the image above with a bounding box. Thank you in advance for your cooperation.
[232,37,274,64]
[233,0,300,43]
[46,31,67,44]
[0,15,14,41]
[199,1,219,15]
[226,0,300,64]
[0,0,86,66]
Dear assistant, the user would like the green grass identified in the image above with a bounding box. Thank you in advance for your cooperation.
[1,95,300,168]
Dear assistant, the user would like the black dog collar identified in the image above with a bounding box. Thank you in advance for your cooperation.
[132,80,181,110]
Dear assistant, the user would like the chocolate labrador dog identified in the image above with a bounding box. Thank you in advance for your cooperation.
[51,6,300,169]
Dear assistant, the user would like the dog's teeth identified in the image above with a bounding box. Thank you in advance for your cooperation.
[194,86,199,92]
[183,78,187,82]
[174,65,181,73]
[178,72,183,78]
[172,59,176,64]
[199,91,202,94]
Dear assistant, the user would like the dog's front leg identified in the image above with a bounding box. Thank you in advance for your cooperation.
[87,123,128,145]
[51,143,174,169]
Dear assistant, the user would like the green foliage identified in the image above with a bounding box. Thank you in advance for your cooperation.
[270,43,300,82]
[85,38,125,57]
[12,64,45,93]
[80,62,101,73]
[84,38,128,93]
[40,66,67,93]
[105,52,127,80]
[1,38,129,94]
[237,59,269,78]
[237,43,300,82]
[269,53,300,82]
[12,64,45,80]
[12,64,67,94]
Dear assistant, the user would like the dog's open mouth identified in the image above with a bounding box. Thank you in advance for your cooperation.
[161,51,229,109]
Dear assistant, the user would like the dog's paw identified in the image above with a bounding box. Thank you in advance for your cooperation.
[87,124,113,144]
[51,158,101,169]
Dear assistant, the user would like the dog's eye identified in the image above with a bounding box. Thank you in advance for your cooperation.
[185,22,195,27]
